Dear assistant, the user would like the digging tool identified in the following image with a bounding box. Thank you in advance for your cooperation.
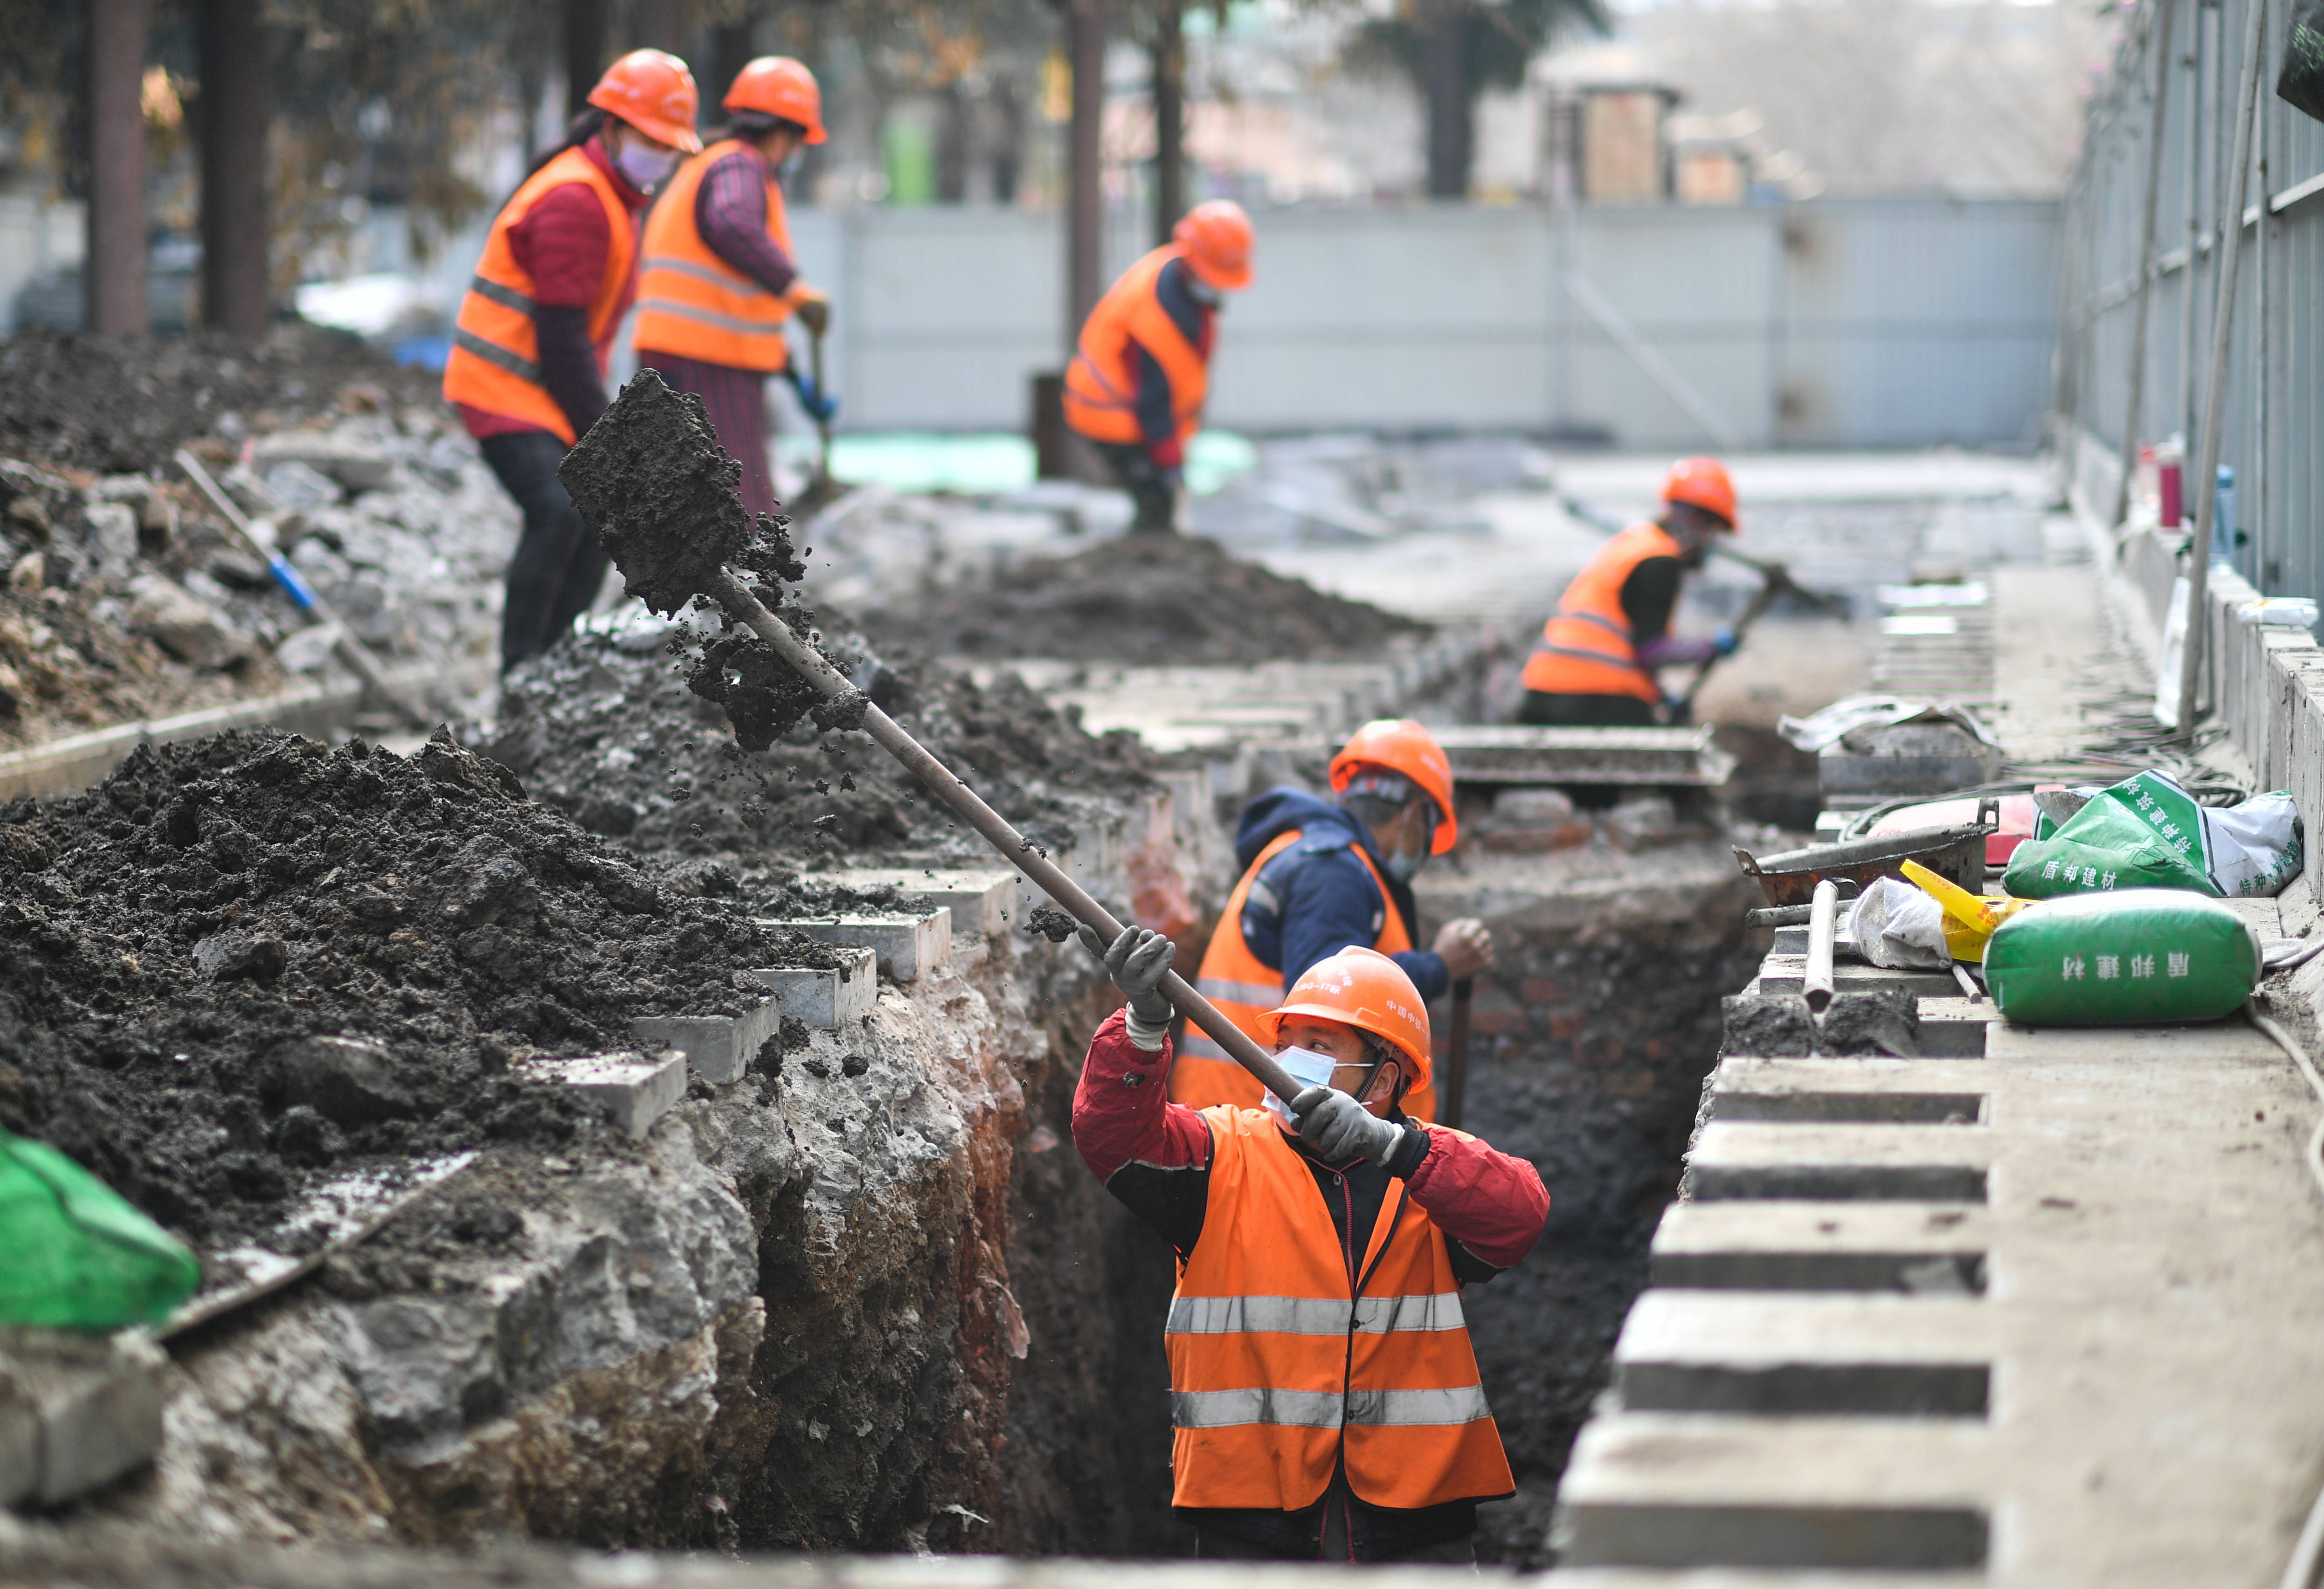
[1558,492,1850,617]
[787,323,844,518]
[1667,569,1779,725]
[655,562,1305,1103]
[175,449,429,730]
[1442,976,1474,1129]
[1802,878,1840,1014]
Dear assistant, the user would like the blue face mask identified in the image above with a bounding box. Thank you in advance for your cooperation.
[1384,849,1423,883]
[1263,1045,1342,1125]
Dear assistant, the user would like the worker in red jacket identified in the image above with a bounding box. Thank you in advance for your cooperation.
[1519,456,1742,725]
[1073,932,1549,1563]
[1063,200,1254,532]
[633,56,836,520]
[443,49,701,672]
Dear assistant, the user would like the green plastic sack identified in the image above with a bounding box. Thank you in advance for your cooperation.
[0,1130,201,1330]
[2004,770,2303,899]
[1984,890,2261,1025]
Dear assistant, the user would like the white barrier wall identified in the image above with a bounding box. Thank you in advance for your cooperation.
[784,197,2060,447]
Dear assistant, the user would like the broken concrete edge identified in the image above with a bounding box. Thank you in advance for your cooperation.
[0,1326,167,1510]
[0,655,496,803]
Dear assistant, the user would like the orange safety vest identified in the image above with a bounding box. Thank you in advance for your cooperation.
[1063,244,1209,447]
[633,139,800,373]
[1519,521,1685,702]
[1174,829,1437,1123]
[442,147,635,445]
[1167,1106,1514,1512]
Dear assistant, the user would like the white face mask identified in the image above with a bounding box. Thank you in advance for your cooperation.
[615,138,681,192]
[1263,1045,1342,1125]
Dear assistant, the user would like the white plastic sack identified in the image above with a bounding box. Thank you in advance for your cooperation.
[1847,875,1953,970]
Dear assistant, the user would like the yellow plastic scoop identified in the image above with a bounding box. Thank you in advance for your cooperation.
[1900,858,2033,963]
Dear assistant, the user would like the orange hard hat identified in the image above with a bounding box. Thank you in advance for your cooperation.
[1329,718,1459,856]
[588,49,704,154]
[1259,947,1432,1085]
[725,56,827,145]
[1172,200,1255,291]
[1662,456,1738,530]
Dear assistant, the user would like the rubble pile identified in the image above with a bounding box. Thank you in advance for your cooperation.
[853,530,1432,666]
[0,726,837,1244]
[0,329,514,752]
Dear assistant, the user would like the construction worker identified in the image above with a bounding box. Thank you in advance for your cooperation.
[1072,933,1549,1562]
[634,57,836,521]
[444,49,702,672]
[1172,719,1493,1122]
[1063,200,1254,532]
[1518,456,1743,726]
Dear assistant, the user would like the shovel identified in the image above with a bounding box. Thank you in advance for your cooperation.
[1441,977,1474,1129]
[787,321,844,518]
[175,449,430,730]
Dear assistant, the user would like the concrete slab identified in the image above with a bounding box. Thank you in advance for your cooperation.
[1554,1412,1992,1569]
[1649,1201,1989,1294]
[1430,725,1735,787]
[749,946,879,1029]
[630,996,779,1085]
[0,1327,168,1506]
[1753,956,1959,1000]
[771,908,953,982]
[1983,1015,2282,1061]
[1683,1122,1991,1202]
[1714,1057,1987,1117]
[523,1050,686,1139]
[803,869,1018,937]
[1614,1292,1992,1416]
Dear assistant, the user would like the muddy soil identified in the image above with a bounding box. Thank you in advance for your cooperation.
[855,532,1433,667]
[0,325,442,475]
[0,726,837,1247]
[493,622,1151,873]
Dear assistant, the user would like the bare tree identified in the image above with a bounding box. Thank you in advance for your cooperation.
[197,0,270,337]
[87,0,150,335]
[1355,0,1605,198]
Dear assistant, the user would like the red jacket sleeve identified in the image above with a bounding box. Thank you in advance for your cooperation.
[1406,1128,1549,1270]
[509,182,613,309]
[1071,1007,1213,1183]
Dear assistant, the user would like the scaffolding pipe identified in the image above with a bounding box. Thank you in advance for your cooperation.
[2179,0,2202,441]
[2178,0,2268,736]
[2115,0,2182,529]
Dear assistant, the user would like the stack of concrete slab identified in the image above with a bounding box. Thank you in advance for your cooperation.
[1553,895,2324,1583]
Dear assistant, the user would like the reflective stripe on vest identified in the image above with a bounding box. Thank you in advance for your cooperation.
[1167,1292,1468,1336]
[1168,829,1434,1121]
[1519,520,1685,703]
[1165,1109,1513,1511]
[633,139,797,373]
[1063,244,1209,446]
[441,146,633,445]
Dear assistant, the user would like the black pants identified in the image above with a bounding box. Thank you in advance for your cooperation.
[1095,442,1177,532]
[1516,690,1659,727]
[482,428,610,672]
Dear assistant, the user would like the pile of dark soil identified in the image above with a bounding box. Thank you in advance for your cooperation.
[0,323,442,474]
[856,532,1433,666]
[0,727,835,1243]
[494,622,1152,869]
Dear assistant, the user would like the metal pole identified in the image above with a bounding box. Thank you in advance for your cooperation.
[2254,7,2273,588]
[2116,0,2181,528]
[2180,0,2202,442]
[2178,0,2268,736]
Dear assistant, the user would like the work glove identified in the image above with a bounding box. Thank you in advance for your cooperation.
[1712,628,1740,657]
[785,367,840,424]
[1292,1086,1403,1166]
[791,290,831,336]
[1078,925,1176,1046]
